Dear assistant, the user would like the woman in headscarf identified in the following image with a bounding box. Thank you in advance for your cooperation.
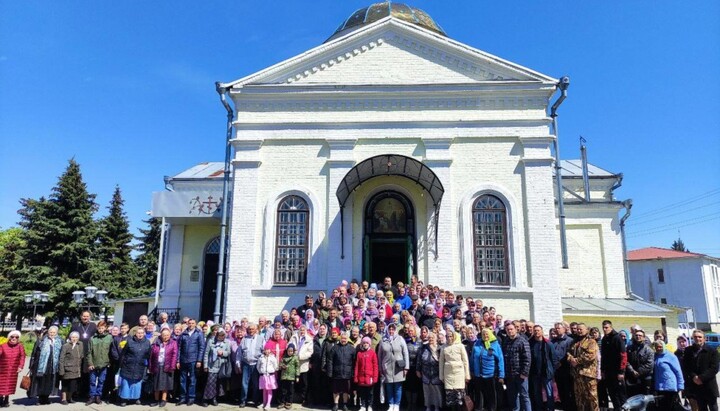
[652,340,684,411]
[403,324,422,411]
[305,310,318,337]
[118,326,151,406]
[416,330,442,411]
[58,331,84,404]
[367,285,378,301]
[470,328,504,411]
[364,301,380,324]
[439,330,471,411]
[203,328,232,406]
[0,330,26,407]
[149,327,178,408]
[29,325,63,405]
[378,323,409,411]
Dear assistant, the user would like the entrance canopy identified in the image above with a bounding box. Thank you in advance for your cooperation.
[335,154,445,259]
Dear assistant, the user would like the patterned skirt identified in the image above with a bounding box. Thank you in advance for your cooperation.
[445,388,466,406]
[203,372,226,400]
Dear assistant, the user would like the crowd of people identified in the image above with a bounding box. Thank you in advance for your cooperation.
[0,276,718,411]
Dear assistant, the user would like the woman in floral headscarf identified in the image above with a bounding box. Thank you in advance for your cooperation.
[364,300,380,324]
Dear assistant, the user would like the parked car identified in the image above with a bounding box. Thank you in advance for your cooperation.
[704,332,720,352]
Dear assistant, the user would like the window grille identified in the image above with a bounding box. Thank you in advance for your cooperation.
[472,195,509,286]
[275,196,309,285]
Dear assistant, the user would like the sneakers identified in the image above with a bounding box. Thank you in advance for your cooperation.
[285,403,292,409]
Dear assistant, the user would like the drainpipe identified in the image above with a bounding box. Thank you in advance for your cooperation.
[580,136,590,202]
[551,77,570,269]
[154,217,167,310]
[213,82,235,324]
[620,199,640,298]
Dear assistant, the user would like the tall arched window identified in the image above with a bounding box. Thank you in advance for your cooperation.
[275,195,309,285]
[473,194,509,286]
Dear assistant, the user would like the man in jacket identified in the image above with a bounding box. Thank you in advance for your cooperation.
[625,329,654,397]
[599,320,626,411]
[177,318,206,406]
[85,320,112,405]
[568,323,599,411]
[327,332,357,411]
[394,286,412,311]
[551,322,575,411]
[239,323,263,407]
[683,330,720,411]
[529,325,556,411]
[502,323,532,411]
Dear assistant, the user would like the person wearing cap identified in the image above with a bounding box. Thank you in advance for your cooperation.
[651,339,684,411]
[378,323,409,411]
[355,336,379,411]
[625,328,654,397]
[202,328,231,406]
[0,330,26,407]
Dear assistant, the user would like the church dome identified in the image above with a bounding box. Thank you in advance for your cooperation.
[325,2,446,43]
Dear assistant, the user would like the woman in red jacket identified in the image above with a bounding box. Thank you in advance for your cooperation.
[354,337,379,411]
[0,330,26,408]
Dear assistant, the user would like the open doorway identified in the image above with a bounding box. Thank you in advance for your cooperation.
[201,237,221,321]
[363,190,415,285]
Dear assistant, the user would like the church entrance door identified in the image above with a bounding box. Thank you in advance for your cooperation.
[201,237,221,321]
[363,191,415,286]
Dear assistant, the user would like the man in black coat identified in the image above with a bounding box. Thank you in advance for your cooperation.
[683,330,719,411]
[600,320,627,410]
[551,322,575,411]
[327,332,356,411]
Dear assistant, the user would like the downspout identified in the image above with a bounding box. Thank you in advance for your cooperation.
[580,136,590,201]
[153,217,167,310]
[213,82,235,324]
[620,198,641,299]
[551,76,570,269]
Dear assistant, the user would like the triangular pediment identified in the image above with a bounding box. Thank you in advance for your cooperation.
[223,18,556,88]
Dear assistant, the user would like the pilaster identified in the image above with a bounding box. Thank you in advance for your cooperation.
[422,137,453,287]
[325,139,357,286]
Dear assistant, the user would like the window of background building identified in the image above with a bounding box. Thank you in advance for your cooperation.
[275,195,308,285]
[472,194,509,286]
[658,268,665,283]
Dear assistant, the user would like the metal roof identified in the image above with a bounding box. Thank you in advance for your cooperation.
[562,297,672,315]
[172,162,225,180]
[628,247,710,261]
[555,160,617,178]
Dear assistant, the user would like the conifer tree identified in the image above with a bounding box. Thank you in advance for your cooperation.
[134,216,162,294]
[91,185,137,299]
[671,237,688,252]
[24,160,98,321]
[0,227,25,318]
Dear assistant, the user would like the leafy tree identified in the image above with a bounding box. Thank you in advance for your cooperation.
[90,185,137,299]
[134,216,162,295]
[0,227,25,317]
[671,237,688,252]
[17,160,98,322]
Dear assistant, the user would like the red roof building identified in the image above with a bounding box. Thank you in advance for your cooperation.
[627,247,706,261]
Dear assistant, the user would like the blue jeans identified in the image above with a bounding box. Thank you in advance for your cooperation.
[89,367,107,398]
[179,362,197,401]
[530,376,554,411]
[385,382,403,406]
[506,376,532,411]
[241,363,260,404]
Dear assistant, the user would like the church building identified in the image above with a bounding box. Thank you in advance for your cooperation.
[140,3,673,333]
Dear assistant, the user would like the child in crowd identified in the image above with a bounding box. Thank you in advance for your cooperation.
[258,348,279,410]
[279,344,300,409]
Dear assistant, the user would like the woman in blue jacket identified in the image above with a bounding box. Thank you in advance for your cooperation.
[652,340,684,411]
[470,328,504,411]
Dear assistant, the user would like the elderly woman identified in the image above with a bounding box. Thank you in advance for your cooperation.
[29,325,63,404]
[416,330,443,411]
[118,326,151,406]
[378,323,409,411]
[439,330,471,411]
[652,340,684,411]
[59,331,84,404]
[203,328,232,406]
[149,328,178,407]
[0,330,26,407]
[403,324,422,411]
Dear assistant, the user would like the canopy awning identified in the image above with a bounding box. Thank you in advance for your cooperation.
[335,154,445,259]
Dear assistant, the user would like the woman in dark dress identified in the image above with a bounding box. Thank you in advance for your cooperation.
[58,331,84,405]
[29,325,63,405]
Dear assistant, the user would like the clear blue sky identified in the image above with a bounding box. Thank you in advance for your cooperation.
[1,1,719,255]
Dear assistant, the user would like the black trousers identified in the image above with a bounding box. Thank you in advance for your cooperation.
[601,374,626,410]
[280,380,295,405]
[298,372,308,403]
[473,377,497,411]
[555,367,576,411]
[357,386,374,408]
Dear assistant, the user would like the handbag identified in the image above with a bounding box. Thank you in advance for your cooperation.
[218,360,233,379]
[463,394,474,411]
[20,374,31,391]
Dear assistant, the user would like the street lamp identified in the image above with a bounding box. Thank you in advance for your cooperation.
[24,291,49,329]
[72,286,109,320]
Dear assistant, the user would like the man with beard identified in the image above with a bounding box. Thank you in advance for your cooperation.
[567,323,599,411]
[297,295,317,320]
[71,310,97,399]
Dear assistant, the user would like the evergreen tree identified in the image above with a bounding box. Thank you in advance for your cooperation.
[671,237,688,252]
[21,160,98,321]
[91,185,137,299]
[0,227,25,318]
[134,216,162,295]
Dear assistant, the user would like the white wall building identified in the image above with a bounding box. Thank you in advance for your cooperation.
[137,3,669,330]
[628,247,720,331]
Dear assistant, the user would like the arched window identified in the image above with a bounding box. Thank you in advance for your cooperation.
[473,195,509,286]
[275,196,309,285]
